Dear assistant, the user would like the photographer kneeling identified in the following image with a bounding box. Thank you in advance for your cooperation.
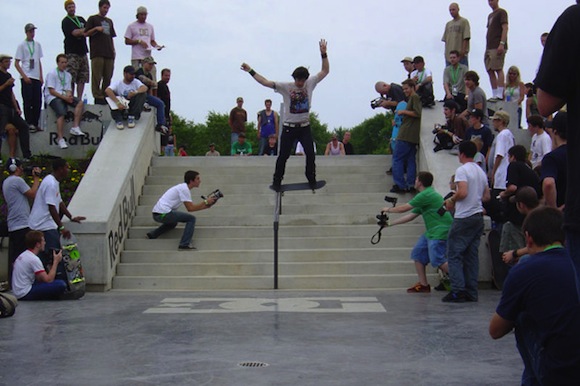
[381,172,453,293]
[147,170,218,250]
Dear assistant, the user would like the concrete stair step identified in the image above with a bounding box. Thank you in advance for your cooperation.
[119,248,414,263]
[112,273,438,291]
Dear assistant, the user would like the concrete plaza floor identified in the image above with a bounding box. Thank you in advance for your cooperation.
[0,289,522,385]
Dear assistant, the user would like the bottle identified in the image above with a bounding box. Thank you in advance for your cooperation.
[83,94,88,105]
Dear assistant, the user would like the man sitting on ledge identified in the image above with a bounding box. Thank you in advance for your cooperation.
[105,65,147,130]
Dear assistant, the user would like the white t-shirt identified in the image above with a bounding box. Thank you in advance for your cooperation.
[410,68,433,85]
[14,40,43,80]
[2,175,32,232]
[29,174,61,231]
[152,183,192,214]
[492,129,515,190]
[454,162,488,219]
[108,78,144,98]
[274,74,320,124]
[44,68,73,104]
[12,250,45,299]
[530,131,552,169]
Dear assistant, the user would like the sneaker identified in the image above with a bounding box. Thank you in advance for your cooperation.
[441,291,467,303]
[407,187,417,194]
[155,124,169,135]
[308,179,317,190]
[58,138,68,149]
[178,244,197,251]
[116,121,125,130]
[127,116,136,128]
[143,102,152,112]
[386,167,393,175]
[390,185,406,193]
[146,232,155,240]
[407,283,431,293]
[272,178,282,192]
[70,126,87,136]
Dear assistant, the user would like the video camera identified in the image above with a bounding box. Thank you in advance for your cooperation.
[370,97,386,109]
[202,189,224,203]
[371,195,398,244]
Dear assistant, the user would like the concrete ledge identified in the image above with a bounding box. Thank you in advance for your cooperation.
[65,111,159,291]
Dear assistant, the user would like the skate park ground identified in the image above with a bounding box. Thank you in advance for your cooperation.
[0,289,522,385]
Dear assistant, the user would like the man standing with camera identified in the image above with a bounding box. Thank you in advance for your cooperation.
[2,159,41,288]
[147,170,217,250]
[381,172,452,293]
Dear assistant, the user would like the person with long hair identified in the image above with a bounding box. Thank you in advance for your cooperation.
[504,65,525,127]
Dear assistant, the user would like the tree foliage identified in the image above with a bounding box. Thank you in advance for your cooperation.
[170,111,392,156]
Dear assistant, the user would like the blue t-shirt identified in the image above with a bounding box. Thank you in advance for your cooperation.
[496,247,580,380]
[464,124,493,157]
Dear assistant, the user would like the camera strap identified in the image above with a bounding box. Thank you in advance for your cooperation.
[371,225,386,245]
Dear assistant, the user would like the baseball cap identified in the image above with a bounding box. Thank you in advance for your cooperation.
[238,132,246,138]
[142,56,156,64]
[123,65,136,74]
[0,54,13,61]
[400,57,413,63]
[469,108,484,119]
[24,23,37,32]
[209,143,215,147]
[412,56,424,64]
[136,6,148,14]
[491,110,510,124]
[236,97,244,102]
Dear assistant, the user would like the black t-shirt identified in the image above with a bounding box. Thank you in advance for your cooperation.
[157,80,171,117]
[540,145,567,208]
[0,70,15,108]
[387,83,405,104]
[464,124,494,157]
[62,15,88,55]
[84,14,116,59]
[535,4,580,231]
[505,161,541,225]
[343,142,354,155]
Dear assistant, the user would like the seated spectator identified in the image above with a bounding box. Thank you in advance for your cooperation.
[527,115,552,172]
[471,138,486,172]
[264,134,277,156]
[489,207,580,384]
[463,108,493,158]
[411,56,435,108]
[501,186,540,265]
[105,65,147,130]
[135,56,169,135]
[205,143,220,157]
[44,54,87,149]
[443,50,468,112]
[504,66,525,128]
[324,134,345,156]
[433,100,468,152]
[178,145,187,156]
[3,123,19,159]
[342,131,354,154]
[11,230,67,300]
[459,71,488,125]
[295,141,316,156]
[231,132,252,156]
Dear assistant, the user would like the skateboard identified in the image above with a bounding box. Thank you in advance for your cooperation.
[488,229,510,290]
[60,233,86,299]
[269,180,326,193]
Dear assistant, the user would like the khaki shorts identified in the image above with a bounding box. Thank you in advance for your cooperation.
[484,49,506,71]
[66,54,90,84]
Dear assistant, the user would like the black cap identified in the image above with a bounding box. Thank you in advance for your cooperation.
[470,108,484,119]
[412,56,424,64]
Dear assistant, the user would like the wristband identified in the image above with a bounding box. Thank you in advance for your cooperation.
[500,41,506,45]
[512,249,519,259]
[249,69,256,77]
[204,199,209,206]
[58,226,65,232]
[321,53,328,59]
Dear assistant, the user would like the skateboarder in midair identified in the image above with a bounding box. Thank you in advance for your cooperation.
[241,39,329,192]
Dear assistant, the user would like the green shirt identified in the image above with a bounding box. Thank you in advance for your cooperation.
[231,141,252,155]
[409,186,453,240]
[396,93,422,144]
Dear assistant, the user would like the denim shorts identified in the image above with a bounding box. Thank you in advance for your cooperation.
[410,234,447,268]
[49,97,80,117]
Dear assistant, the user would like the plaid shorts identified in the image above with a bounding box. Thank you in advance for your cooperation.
[66,54,90,84]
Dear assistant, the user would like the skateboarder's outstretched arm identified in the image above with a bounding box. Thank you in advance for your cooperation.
[240,63,275,89]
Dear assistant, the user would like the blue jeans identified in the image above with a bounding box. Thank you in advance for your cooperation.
[447,213,483,299]
[165,144,175,156]
[411,234,447,268]
[258,136,270,156]
[151,211,196,247]
[20,280,67,300]
[392,140,417,189]
[146,95,166,126]
[231,132,239,149]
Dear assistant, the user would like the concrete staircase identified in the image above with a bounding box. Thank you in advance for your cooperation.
[113,155,435,290]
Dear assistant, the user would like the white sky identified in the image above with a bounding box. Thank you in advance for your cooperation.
[2,0,573,130]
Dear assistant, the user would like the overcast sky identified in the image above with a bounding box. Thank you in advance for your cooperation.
[2,0,573,130]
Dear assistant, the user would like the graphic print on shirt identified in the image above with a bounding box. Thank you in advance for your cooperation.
[290,88,310,114]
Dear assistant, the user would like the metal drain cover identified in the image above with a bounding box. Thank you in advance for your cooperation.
[238,361,269,368]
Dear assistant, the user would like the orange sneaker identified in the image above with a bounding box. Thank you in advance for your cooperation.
[407,283,431,293]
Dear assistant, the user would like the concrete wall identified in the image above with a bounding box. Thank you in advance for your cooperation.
[64,112,159,291]
[2,105,113,159]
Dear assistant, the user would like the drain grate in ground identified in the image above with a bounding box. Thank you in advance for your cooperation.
[238,361,269,368]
